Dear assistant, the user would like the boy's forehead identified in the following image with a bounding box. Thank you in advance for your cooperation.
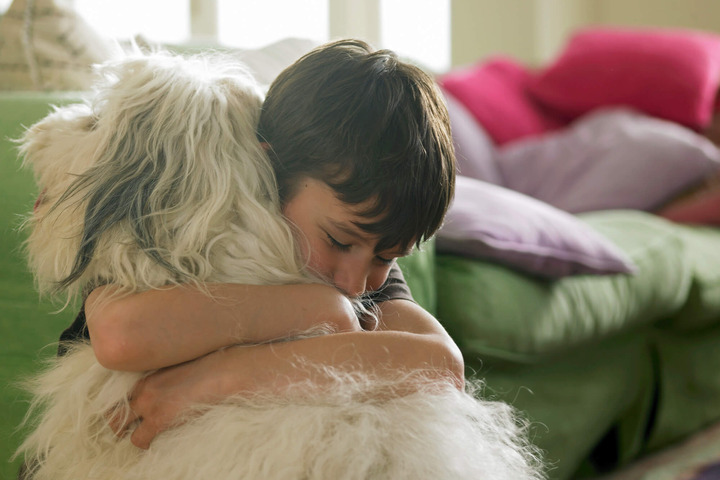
[327,217,414,257]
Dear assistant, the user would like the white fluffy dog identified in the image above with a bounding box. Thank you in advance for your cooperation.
[15,52,543,480]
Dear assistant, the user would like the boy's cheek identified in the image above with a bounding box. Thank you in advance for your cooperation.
[304,242,333,280]
[367,266,392,292]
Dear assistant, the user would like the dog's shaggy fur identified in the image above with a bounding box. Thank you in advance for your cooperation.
[15,52,544,480]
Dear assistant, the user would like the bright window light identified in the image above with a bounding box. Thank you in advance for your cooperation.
[74,0,190,44]
[218,0,329,49]
[380,0,450,72]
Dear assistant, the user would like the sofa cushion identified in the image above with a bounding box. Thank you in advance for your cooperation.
[436,176,637,278]
[661,224,720,330]
[528,27,720,129]
[436,210,691,362]
[442,90,502,184]
[438,57,563,145]
[496,108,720,214]
[647,323,720,451]
[474,333,655,480]
[397,239,437,316]
[0,92,83,478]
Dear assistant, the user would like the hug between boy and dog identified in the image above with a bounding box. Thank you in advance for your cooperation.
[15,39,544,479]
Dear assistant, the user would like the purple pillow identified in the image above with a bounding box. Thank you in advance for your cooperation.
[436,176,637,278]
[497,108,720,213]
[442,88,503,185]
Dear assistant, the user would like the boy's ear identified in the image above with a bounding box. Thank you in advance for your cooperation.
[260,142,271,151]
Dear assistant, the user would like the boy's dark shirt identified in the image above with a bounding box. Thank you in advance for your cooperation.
[57,263,414,356]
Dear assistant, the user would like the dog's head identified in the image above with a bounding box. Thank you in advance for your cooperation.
[22,52,309,302]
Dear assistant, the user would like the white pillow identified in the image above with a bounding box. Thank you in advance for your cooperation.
[233,37,319,88]
[154,37,319,90]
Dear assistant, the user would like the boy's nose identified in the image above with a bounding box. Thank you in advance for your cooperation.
[333,267,368,297]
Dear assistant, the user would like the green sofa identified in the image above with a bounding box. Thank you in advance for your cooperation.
[2,91,720,480]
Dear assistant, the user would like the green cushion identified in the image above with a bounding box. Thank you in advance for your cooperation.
[397,238,436,316]
[642,225,720,451]
[0,92,86,138]
[662,224,720,330]
[646,323,720,452]
[1,92,83,479]
[474,333,654,480]
[436,210,691,362]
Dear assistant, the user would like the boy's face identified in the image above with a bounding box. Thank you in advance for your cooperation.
[282,177,411,297]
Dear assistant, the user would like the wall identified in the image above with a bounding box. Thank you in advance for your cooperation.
[450,0,720,68]
[596,0,720,31]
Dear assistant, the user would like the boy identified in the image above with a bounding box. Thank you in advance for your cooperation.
[67,39,461,449]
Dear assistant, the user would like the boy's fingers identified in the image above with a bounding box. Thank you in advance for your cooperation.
[130,420,156,450]
[106,403,141,437]
[127,405,196,450]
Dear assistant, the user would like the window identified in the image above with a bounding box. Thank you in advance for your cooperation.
[218,0,329,49]
[381,0,450,72]
[61,0,450,71]
[75,0,190,44]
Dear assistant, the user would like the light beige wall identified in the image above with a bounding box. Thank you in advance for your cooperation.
[533,0,597,64]
[450,0,720,69]
[450,0,538,68]
[595,0,720,31]
[329,0,381,47]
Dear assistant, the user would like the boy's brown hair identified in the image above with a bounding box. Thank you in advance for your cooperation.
[258,39,455,253]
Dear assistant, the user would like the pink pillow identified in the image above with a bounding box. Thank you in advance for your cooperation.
[529,28,720,129]
[439,57,562,145]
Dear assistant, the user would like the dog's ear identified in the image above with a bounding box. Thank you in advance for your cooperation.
[19,102,104,299]
[20,104,98,210]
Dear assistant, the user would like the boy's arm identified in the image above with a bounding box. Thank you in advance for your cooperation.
[117,298,464,449]
[86,283,360,371]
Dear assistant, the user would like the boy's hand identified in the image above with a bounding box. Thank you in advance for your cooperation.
[109,348,238,449]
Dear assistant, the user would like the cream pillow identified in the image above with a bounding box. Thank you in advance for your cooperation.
[233,37,318,87]
[0,0,121,90]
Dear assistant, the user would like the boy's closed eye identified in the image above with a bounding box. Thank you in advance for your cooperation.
[375,254,395,266]
[326,232,351,251]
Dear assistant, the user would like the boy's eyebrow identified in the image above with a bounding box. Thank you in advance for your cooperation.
[387,246,414,258]
[328,219,413,257]
[329,218,369,241]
